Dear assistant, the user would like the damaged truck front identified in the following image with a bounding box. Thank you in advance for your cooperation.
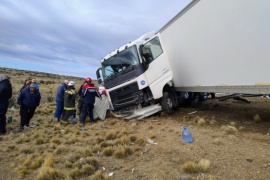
[96,32,179,118]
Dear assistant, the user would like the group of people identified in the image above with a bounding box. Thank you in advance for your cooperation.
[54,77,102,125]
[0,75,41,133]
[0,74,103,135]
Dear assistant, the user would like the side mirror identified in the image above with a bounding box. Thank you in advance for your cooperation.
[96,67,103,84]
[96,68,101,79]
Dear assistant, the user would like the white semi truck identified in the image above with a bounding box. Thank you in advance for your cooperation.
[96,0,270,118]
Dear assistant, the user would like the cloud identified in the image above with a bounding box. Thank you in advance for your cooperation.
[0,0,191,78]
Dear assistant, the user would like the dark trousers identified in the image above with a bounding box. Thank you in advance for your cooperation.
[20,105,36,127]
[54,101,64,119]
[61,109,75,122]
[79,103,94,123]
[76,97,83,115]
[0,109,7,134]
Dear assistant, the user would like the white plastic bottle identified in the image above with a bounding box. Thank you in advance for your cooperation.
[182,126,193,143]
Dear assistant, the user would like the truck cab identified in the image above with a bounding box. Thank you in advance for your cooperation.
[96,32,176,115]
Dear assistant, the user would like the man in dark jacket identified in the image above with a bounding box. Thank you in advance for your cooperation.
[54,80,68,121]
[76,79,88,115]
[79,77,101,124]
[17,83,41,130]
[0,75,12,135]
[61,81,76,124]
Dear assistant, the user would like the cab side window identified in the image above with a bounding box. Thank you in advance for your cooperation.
[142,37,163,64]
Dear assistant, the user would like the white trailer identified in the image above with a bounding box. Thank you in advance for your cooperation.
[160,0,270,94]
[96,0,270,118]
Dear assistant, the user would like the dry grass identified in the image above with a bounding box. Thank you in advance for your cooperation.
[253,114,262,122]
[197,118,206,126]
[182,159,211,173]
[92,145,101,153]
[105,130,118,140]
[35,138,45,145]
[212,138,224,145]
[91,170,108,180]
[30,156,43,169]
[221,125,238,135]
[43,153,54,167]
[19,148,34,154]
[135,136,146,146]
[182,161,197,173]
[1,68,269,180]
[81,164,95,176]
[50,136,61,144]
[197,159,211,172]
[101,146,114,156]
[54,145,69,155]
[53,124,61,131]
[37,166,66,180]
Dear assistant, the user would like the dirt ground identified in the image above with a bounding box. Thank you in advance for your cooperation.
[0,95,270,180]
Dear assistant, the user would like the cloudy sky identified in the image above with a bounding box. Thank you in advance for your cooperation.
[0,0,191,78]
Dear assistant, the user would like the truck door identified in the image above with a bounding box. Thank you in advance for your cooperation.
[142,36,171,88]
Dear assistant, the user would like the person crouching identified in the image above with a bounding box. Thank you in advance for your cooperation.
[60,81,76,124]
[17,83,41,130]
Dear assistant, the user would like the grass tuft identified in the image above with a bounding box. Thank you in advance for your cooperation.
[37,166,66,180]
[182,159,211,173]
[197,118,206,126]
[197,159,211,172]
[81,164,95,176]
[51,136,61,144]
[136,136,146,146]
[221,125,238,135]
[120,135,130,145]
[92,145,101,153]
[53,124,61,131]
[105,130,118,140]
[182,161,197,173]
[253,114,262,122]
[90,170,108,180]
[101,146,114,156]
[43,153,54,167]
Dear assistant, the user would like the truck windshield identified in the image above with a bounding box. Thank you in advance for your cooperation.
[102,45,139,80]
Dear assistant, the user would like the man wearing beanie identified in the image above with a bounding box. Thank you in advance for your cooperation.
[17,83,41,130]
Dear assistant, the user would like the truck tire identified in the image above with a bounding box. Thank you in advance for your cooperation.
[161,92,174,115]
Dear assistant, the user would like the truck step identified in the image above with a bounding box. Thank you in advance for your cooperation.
[124,104,162,120]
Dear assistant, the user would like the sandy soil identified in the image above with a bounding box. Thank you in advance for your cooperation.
[0,96,269,180]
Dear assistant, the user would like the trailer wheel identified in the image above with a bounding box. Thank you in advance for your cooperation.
[161,92,174,115]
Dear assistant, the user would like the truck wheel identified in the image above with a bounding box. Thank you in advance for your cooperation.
[161,92,174,115]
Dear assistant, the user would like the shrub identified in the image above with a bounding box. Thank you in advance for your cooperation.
[37,166,66,180]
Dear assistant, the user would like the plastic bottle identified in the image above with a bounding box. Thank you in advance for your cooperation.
[7,114,13,123]
[182,126,193,143]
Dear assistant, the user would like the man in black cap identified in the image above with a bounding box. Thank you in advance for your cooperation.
[0,75,12,135]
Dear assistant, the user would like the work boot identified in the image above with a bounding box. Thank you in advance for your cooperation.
[60,119,68,125]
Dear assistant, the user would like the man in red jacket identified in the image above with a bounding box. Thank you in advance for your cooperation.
[79,77,101,124]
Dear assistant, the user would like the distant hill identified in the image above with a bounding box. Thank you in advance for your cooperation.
[0,67,97,107]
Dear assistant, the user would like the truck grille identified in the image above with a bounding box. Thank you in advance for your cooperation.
[109,82,141,110]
